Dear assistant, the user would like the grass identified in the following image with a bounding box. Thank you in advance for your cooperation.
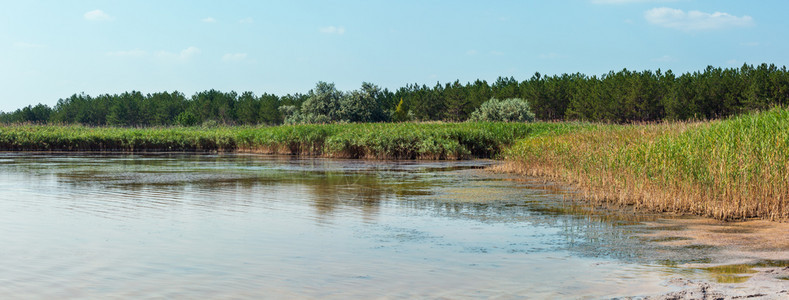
[236,122,583,159]
[0,122,583,160]
[0,126,239,152]
[501,107,789,221]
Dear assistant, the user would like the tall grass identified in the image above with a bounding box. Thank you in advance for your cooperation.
[0,126,238,152]
[502,107,789,221]
[236,122,583,159]
[0,122,583,159]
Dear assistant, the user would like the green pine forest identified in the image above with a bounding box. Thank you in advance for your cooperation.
[2,63,788,126]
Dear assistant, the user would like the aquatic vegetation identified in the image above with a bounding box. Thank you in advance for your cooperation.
[699,260,789,283]
[503,107,789,221]
[0,126,239,152]
[711,274,751,283]
[702,264,758,275]
[0,122,583,160]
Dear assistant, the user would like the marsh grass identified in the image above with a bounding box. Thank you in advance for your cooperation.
[0,122,581,160]
[0,126,239,152]
[502,107,789,221]
[234,122,584,159]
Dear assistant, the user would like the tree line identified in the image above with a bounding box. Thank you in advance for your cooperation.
[2,63,788,126]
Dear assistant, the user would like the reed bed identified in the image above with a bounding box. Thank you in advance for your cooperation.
[0,126,238,152]
[235,122,582,159]
[0,122,581,159]
[502,107,789,221]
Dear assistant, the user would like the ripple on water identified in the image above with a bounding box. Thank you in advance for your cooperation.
[0,154,786,298]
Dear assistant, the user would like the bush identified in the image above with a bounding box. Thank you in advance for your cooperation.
[176,111,199,126]
[279,105,302,124]
[201,119,219,128]
[469,98,535,122]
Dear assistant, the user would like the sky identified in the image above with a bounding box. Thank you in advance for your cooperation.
[1,0,787,112]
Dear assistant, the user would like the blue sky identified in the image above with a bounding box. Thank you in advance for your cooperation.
[2,0,787,112]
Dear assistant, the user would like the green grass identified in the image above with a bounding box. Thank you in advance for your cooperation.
[502,107,789,221]
[0,126,238,152]
[236,122,584,159]
[0,122,583,160]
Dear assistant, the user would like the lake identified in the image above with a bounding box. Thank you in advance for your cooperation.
[0,153,730,298]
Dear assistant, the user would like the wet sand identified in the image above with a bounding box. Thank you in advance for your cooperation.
[647,272,789,300]
[636,219,789,299]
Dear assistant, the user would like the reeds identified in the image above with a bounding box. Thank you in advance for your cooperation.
[502,107,789,221]
[0,125,238,152]
[0,122,581,159]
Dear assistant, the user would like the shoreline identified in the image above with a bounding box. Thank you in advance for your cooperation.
[500,108,789,222]
[485,166,789,298]
[0,122,581,160]
[490,168,789,298]
[643,270,789,299]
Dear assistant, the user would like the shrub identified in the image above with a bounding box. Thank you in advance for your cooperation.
[469,98,535,122]
[175,111,199,126]
[279,105,302,124]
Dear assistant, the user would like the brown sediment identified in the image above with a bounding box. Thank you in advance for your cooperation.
[632,219,789,299]
[641,219,789,256]
[236,145,323,156]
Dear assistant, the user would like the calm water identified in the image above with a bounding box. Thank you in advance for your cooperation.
[0,153,719,298]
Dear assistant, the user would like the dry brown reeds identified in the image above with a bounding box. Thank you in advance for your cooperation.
[501,108,789,221]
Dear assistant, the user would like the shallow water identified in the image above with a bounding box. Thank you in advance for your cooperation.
[0,153,748,298]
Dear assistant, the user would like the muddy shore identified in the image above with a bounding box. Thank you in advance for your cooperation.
[628,219,789,299]
[646,272,789,299]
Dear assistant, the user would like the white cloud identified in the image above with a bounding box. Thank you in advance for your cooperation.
[178,46,200,58]
[726,59,739,66]
[13,42,45,49]
[490,50,504,56]
[319,26,345,35]
[740,41,760,47]
[106,49,146,57]
[84,9,112,21]
[645,7,753,31]
[466,49,478,55]
[222,53,248,62]
[239,17,254,24]
[202,17,216,23]
[156,46,200,61]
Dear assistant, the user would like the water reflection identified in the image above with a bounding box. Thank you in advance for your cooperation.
[0,153,742,298]
[0,153,724,263]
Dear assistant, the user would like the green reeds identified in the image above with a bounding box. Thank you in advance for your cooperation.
[0,122,580,159]
[502,107,789,221]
